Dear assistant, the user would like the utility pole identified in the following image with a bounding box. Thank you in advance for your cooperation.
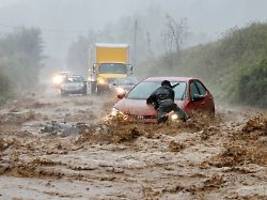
[133,19,138,66]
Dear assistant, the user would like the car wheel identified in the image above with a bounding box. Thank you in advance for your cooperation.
[82,90,87,96]
[60,90,67,97]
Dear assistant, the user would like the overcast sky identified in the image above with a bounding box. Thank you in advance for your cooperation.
[0,0,267,64]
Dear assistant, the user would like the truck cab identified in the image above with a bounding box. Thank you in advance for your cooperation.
[89,43,133,94]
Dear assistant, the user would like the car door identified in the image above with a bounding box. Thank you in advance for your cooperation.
[194,80,214,112]
[187,80,210,113]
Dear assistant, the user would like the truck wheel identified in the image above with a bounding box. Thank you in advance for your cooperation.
[91,81,97,94]
[82,89,87,96]
[96,85,101,95]
[96,85,105,95]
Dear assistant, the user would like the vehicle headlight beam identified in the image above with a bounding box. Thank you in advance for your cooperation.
[52,75,64,85]
[170,113,179,121]
[115,87,125,95]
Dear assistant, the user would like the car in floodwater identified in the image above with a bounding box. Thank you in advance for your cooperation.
[109,76,139,96]
[52,71,71,88]
[60,75,87,96]
[111,77,215,123]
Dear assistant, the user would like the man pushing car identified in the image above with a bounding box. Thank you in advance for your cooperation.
[146,80,188,123]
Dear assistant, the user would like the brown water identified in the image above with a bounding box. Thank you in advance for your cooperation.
[0,91,266,200]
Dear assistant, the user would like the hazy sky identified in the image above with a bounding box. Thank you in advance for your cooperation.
[0,0,267,64]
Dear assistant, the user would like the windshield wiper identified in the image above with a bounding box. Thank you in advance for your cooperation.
[171,82,180,89]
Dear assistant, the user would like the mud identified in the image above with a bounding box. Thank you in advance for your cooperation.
[208,115,267,168]
[0,91,266,199]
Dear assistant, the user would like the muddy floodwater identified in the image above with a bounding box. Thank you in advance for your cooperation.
[0,91,266,200]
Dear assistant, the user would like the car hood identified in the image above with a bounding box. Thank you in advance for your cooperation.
[98,74,127,79]
[114,98,184,116]
[111,84,135,91]
[62,82,84,90]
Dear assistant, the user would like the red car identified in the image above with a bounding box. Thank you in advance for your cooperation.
[111,77,215,123]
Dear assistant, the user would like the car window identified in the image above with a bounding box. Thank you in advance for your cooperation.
[173,83,187,100]
[190,82,200,99]
[195,81,207,96]
[127,81,187,100]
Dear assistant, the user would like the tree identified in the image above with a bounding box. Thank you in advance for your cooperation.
[67,36,89,75]
[162,15,188,56]
[0,27,43,90]
[238,59,267,107]
[66,30,97,75]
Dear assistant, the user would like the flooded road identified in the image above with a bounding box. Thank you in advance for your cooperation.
[0,91,266,200]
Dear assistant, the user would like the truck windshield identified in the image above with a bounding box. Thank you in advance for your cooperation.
[99,63,127,74]
[127,81,187,100]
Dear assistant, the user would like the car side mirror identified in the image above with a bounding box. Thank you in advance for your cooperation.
[117,92,126,99]
[92,63,97,73]
[128,65,134,75]
[192,94,205,101]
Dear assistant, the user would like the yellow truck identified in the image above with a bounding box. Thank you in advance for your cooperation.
[89,43,133,94]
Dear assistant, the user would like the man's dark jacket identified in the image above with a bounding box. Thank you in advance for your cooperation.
[146,85,175,109]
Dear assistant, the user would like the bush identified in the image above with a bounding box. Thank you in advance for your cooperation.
[238,60,267,107]
[0,71,12,104]
[0,28,43,90]
[142,22,267,108]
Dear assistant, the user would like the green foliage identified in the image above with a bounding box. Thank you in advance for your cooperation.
[143,22,267,107]
[0,28,43,95]
[238,60,267,107]
[0,70,12,105]
[67,36,90,75]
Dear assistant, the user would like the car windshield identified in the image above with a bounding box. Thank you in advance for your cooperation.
[99,63,127,74]
[65,76,84,82]
[127,81,187,100]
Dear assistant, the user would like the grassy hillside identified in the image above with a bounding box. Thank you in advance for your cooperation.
[0,28,43,104]
[138,23,267,107]
[0,71,12,105]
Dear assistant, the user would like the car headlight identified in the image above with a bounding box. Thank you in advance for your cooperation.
[52,75,64,85]
[170,113,179,121]
[110,108,128,120]
[115,87,125,95]
[111,108,119,117]
[97,77,108,85]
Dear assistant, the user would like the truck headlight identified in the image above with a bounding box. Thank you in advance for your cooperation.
[97,77,107,85]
